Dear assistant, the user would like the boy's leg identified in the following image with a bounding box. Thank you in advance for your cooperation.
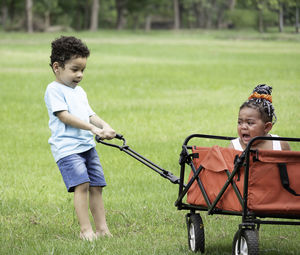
[89,186,112,237]
[74,182,97,241]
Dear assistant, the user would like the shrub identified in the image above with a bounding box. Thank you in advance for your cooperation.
[225,9,257,29]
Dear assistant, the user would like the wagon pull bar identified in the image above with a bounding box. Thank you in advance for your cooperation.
[95,134,181,185]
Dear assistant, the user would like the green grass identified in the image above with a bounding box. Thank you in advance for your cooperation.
[0,30,300,255]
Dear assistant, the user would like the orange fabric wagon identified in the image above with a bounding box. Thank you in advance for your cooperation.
[175,134,300,254]
[186,145,300,215]
[97,133,300,254]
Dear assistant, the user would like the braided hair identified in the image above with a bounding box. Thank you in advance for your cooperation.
[240,84,277,125]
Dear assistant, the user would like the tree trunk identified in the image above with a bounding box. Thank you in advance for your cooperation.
[217,10,224,29]
[84,3,90,30]
[193,3,201,28]
[44,10,50,30]
[278,3,284,32]
[145,14,152,31]
[173,0,180,29]
[115,0,127,30]
[185,8,193,28]
[90,0,99,31]
[258,8,264,33]
[204,6,212,29]
[116,11,126,30]
[296,6,299,33]
[1,5,8,28]
[132,14,139,30]
[228,0,236,10]
[9,0,16,23]
[26,0,33,33]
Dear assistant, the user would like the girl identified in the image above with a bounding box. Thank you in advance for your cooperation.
[229,84,290,151]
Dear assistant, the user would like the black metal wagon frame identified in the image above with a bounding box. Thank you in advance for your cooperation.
[175,134,300,254]
[96,133,300,255]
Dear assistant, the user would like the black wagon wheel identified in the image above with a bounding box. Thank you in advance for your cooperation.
[232,229,259,255]
[187,213,205,253]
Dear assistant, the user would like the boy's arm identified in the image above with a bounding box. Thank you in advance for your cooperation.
[89,114,116,140]
[56,110,113,139]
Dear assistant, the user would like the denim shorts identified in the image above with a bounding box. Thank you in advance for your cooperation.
[57,148,106,192]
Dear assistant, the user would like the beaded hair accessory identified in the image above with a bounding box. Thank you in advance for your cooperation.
[248,91,272,103]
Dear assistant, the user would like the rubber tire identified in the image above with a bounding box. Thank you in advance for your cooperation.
[232,229,259,255]
[187,213,205,253]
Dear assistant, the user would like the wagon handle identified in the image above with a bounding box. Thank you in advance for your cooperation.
[95,133,181,185]
[95,133,127,150]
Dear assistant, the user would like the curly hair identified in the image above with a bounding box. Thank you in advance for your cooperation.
[49,36,90,69]
[240,84,277,125]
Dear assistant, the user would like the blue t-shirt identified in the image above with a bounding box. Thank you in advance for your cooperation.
[44,81,96,162]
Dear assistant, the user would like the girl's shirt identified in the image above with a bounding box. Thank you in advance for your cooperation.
[231,134,281,151]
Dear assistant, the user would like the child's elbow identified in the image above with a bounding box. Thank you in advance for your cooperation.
[55,110,68,122]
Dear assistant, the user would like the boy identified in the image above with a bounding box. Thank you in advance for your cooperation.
[44,36,116,241]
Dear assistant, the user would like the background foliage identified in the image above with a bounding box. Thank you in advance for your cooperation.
[0,0,299,32]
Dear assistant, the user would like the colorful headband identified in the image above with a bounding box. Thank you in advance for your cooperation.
[248,92,272,103]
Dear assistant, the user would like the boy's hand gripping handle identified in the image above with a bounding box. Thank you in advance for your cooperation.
[95,133,126,150]
[95,133,123,143]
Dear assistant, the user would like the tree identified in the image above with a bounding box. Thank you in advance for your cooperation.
[181,0,236,29]
[115,0,127,29]
[181,0,209,28]
[173,0,180,29]
[55,0,90,30]
[215,0,237,29]
[126,0,149,29]
[278,1,284,32]
[26,0,33,32]
[251,0,267,32]
[126,0,173,30]
[1,0,298,31]
[90,0,99,31]
[193,0,206,28]
[0,1,8,28]
[229,0,236,9]
[296,1,299,32]
[288,0,300,33]
[268,0,284,32]
[34,0,59,31]
[267,0,297,33]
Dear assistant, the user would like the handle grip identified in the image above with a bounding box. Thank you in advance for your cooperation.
[115,133,123,140]
[95,133,124,143]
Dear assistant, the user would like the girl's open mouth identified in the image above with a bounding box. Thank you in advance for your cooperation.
[242,134,251,142]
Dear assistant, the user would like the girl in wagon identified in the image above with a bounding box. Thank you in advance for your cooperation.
[229,84,290,151]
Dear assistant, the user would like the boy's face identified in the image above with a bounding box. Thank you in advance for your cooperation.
[53,57,87,88]
[237,107,272,146]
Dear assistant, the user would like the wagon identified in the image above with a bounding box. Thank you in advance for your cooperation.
[96,133,300,254]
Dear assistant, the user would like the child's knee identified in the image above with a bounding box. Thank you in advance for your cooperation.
[75,182,90,193]
[89,186,102,195]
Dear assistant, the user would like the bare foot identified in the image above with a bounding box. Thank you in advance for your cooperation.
[96,229,113,238]
[80,231,97,241]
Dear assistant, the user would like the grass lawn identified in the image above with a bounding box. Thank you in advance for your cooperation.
[0,29,300,255]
